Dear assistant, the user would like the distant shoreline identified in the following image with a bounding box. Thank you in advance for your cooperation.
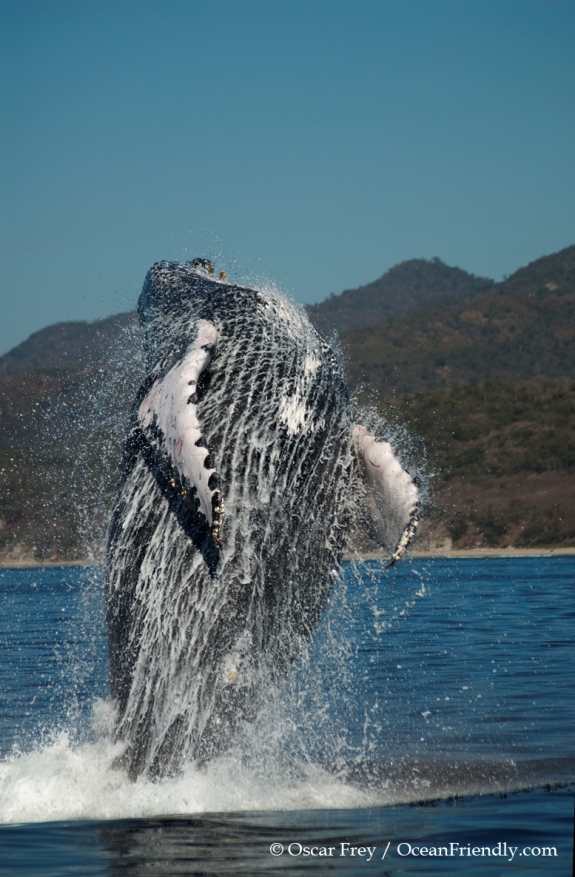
[0,559,99,569]
[1,546,574,569]
[349,547,575,560]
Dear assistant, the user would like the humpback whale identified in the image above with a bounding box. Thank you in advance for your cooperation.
[105,259,419,779]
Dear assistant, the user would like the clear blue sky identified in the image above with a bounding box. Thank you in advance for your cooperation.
[1,0,574,355]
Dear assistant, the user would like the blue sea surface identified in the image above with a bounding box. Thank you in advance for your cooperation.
[0,557,573,875]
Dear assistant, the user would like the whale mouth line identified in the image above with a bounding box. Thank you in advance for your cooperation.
[145,421,224,533]
[138,319,223,549]
[131,426,221,575]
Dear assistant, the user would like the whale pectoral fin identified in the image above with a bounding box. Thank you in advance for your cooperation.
[138,320,224,544]
[353,424,420,565]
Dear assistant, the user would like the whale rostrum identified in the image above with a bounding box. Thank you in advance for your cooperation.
[105,260,420,779]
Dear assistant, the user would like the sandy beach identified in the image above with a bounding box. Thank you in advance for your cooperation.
[2,546,574,569]
[348,547,575,561]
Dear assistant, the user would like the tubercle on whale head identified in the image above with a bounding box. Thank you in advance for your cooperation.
[138,260,261,330]
[184,260,226,282]
[187,258,215,275]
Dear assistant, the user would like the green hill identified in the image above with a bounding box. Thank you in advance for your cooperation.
[307,257,494,333]
[0,361,143,562]
[1,244,574,562]
[0,312,137,378]
[386,379,575,550]
[338,245,575,551]
[342,258,575,395]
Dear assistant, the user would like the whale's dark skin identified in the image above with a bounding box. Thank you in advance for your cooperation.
[105,261,356,778]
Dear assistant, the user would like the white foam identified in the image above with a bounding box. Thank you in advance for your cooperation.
[0,727,375,825]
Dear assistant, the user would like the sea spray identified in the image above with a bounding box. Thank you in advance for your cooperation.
[0,272,434,822]
[3,557,572,826]
[0,561,429,825]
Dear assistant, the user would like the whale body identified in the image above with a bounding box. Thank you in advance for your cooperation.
[105,259,419,779]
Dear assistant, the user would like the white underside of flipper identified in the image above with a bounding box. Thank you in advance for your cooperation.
[353,424,420,564]
[138,320,223,541]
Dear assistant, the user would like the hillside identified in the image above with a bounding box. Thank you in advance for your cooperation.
[386,380,575,550]
[0,316,145,561]
[306,257,494,333]
[1,244,574,562]
[0,312,137,378]
[494,244,575,298]
[0,361,144,562]
[340,245,575,552]
[342,245,575,395]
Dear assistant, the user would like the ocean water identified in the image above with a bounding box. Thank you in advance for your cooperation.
[0,557,573,875]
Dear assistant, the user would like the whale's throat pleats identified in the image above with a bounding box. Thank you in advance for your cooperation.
[138,319,224,546]
[106,268,356,780]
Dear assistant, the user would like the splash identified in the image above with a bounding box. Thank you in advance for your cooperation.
[2,554,574,826]
[2,697,570,825]
[0,724,374,825]
[0,273,439,823]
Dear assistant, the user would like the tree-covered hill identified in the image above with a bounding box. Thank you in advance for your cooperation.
[339,245,575,551]
[342,252,575,394]
[0,361,143,562]
[0,312,137,378]
[306,257,494,333]
[1,244,574,562]
[387,380,575,549]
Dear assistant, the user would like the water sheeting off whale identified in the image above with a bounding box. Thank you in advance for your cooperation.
[105,259,419,779]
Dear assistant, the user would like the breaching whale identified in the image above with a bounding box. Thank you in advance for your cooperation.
[105,259,419,779]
